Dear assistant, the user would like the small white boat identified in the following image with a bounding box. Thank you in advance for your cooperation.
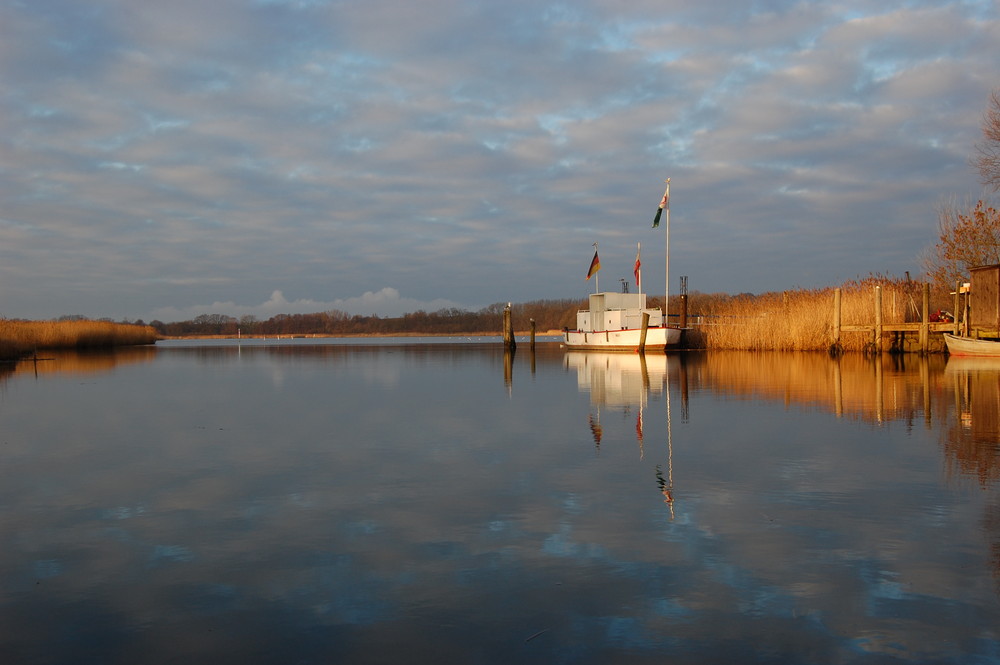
[943,333,1000,357]
[563,292,682,351]
[565,178,682,352]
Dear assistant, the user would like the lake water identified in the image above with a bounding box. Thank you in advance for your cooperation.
[2,340,999,664]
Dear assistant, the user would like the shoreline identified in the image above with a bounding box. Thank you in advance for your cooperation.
[160,331,566,340]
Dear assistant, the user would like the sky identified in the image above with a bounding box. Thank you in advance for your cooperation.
[1,0,998,322]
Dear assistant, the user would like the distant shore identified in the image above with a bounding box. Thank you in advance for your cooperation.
[159,330,566,340]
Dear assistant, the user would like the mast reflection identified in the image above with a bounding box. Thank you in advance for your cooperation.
[566,351,685,518]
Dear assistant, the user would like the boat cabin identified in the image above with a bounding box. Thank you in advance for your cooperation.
[969,264,1000,338]
[576,292,664,332]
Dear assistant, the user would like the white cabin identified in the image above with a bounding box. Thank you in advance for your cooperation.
[576,292,664,332]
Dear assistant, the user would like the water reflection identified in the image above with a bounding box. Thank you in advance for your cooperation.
[944,356,1000,484]
[4,344,1000,664]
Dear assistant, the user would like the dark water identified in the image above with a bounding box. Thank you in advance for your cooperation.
[2,340,999,664]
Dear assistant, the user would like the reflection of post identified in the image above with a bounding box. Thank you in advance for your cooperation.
[875,356,884,424]
[679,354,689,422]
[834,357,843,417]
[503,347,514,391]
[639,350,649,390]
[921,355,931,427]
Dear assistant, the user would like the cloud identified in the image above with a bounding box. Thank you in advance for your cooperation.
[0,1,998,320]
[145,288,465,322]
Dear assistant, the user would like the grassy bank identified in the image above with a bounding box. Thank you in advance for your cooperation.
[684,277,950,352]
[0,320,158,361]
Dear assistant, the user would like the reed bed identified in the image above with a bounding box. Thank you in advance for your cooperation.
[684,277,948,352]
[0,320,158,361]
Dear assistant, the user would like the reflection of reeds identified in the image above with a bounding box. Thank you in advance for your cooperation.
[11,346,158,377]
[0,320,157,360]
[687,351,948,425]
[686,278,940,351]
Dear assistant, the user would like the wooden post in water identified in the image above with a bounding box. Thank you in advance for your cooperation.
[638,311,650,354]
[875,286,883,354]
[529,318,536,350]
[919,282,929,354]
[679,294,688,329]
[502,306,516,351]
[832,288,842,351]
[954,282,961,335]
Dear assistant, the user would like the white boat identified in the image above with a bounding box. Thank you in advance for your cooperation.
[563,178,682,352]
[563,292,682,351]
[943,333,1000,357]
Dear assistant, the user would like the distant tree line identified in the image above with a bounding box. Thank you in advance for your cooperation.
[149,299,589,337]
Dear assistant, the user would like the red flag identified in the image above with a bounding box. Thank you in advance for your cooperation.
[633,244,641,292]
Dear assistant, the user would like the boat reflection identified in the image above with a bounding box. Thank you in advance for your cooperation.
[564,350,1000,491]
[564,351,683,408]
[566,351,684,518]
[944,356,1000,485]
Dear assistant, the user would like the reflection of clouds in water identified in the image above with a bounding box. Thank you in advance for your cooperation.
[4,347,1000,663]
[149,544,195,567]
[269,365,285,390]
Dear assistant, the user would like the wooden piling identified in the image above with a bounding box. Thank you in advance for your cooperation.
[832,288,842,350]
[502,307,516,350]
[919,282,929,354]
[638,312,650,353]
[874,286,883,353]
[679,294,688,329]
[954,282,961,335]
[529,318,536,350]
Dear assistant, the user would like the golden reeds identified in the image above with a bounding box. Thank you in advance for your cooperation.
[684,277,949,352]
[0,320,158,361]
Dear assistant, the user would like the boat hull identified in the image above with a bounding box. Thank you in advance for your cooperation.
[563,326,682,352]
[943,333,1000,357]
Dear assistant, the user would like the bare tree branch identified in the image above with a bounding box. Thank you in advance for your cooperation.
[974,89,1000,192]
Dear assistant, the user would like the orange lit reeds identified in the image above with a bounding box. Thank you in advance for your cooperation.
[685,276,945,352]
[0,320,158,360]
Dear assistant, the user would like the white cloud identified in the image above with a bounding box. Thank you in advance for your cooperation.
[145,288,465,322]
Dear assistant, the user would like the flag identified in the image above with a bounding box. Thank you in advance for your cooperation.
[586,249,601,280]
[589,413,603,445]
[633,244,641,292]
[652,180,670,228]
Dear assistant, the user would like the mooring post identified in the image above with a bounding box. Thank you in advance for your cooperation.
[529,318,536,350]
[638,311,650,353]
[679,294,688,329]
[954,282,961,335]
[875,286,883,354]
[503,306,516,350]
[920,282,929,354]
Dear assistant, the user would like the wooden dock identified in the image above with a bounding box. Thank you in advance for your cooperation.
[832,282,957,354]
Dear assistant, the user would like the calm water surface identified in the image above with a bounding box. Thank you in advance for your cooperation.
[2,340,999,664]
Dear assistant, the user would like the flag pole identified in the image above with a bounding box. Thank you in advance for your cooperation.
[663,179,670,322]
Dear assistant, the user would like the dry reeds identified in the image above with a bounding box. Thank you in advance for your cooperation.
[0,320,158,361]
[684,276,948,352]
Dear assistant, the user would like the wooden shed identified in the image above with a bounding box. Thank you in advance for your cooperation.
[970,264,1000,337]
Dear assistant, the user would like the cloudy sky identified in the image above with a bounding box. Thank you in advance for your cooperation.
[2,0,997,322]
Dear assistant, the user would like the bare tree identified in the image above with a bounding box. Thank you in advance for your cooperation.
[975,89,1000,192]
[923,199,1000,289]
